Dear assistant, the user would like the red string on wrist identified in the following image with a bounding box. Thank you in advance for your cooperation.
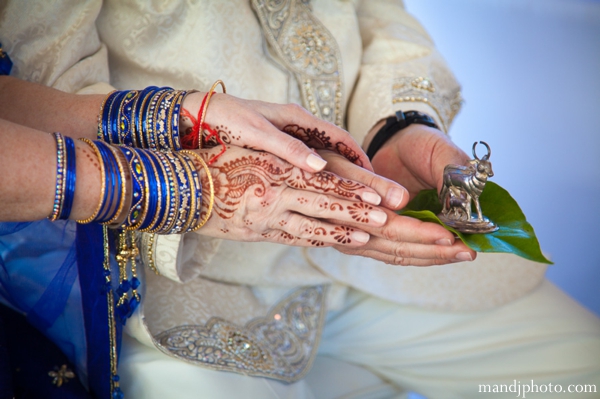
[180,81,227,165]
[180,107,199,149]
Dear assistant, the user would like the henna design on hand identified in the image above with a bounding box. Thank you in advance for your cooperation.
[196,153,366,222]
[287,170,363,200]
[308,239,326,247]
[282,124,363,167]
[280,232,295,242]
[203,125,234,148]
[80,147,101,172]
[329,203,344,211]
[314,227,327,236]
[334,142,362,166]
[331,226,354,244]
[347,202,373,223]
[204,155,294,220]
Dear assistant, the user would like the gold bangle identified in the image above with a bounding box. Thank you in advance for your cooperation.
[105,145,130,226]
[180,150,214,232]
[175,151,201,233]
[76,138,106,224]
[127,149,151,231]
[199,80,226,149]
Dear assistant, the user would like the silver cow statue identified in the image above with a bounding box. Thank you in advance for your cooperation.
[439,141,497,233]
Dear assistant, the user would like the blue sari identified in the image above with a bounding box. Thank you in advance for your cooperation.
[0,220,123,399]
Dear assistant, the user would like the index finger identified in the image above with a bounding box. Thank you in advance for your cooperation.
[256,102,373,171]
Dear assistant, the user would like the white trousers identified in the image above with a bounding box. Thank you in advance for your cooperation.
[119,280,600,399]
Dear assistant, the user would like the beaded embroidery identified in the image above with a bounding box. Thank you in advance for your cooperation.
[153,285,327,383]
[252,0,344,126]
[392,76,463,133]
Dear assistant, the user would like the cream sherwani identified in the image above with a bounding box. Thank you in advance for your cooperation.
[1,0,598,398]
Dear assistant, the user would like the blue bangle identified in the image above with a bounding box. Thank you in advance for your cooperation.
[110,91,127,144]
[119,147,145,228]
[141,150,169,232]
[133,86,157,148]
[161,151,190,234]
[176,151,202,233]
[169,91,186,151]
[100,91,119,143]
[136,149,160,231]
[95,141,118,222]
[119,90,139,146]
[58,136,77,220]
[153,151,178,233]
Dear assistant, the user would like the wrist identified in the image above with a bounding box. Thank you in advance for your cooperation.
[365,110,439,160]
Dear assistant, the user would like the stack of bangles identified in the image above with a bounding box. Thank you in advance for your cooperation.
[47,83,226,232]
[99,86,189,151]
[97,82,225,154]
[47,134,214,234]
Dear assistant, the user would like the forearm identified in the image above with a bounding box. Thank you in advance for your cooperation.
[0,119,100,221]
[0,76,103,139]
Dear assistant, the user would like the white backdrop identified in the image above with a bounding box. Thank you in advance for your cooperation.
[403,0,600,315]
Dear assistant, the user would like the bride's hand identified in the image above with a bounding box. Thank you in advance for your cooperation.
[318,150,476,265]
[188,146,388,247]
[181,92,371,173]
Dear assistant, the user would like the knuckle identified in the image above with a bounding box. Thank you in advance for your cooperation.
[398,257,414,266]
[380,223,399,242]
[393,244,412,259]
[285,137,309,157]
[273,230,299,245]
[312,194,331,215]
[285,103,308,115]
[392,256,406,266]
[297,218,316,238]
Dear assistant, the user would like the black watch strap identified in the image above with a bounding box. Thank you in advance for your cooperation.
[366,110,439,160]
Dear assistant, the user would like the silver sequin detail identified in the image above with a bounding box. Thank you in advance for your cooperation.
[252,0,344,126]
[153,285,327,382]
[392,76,463,133]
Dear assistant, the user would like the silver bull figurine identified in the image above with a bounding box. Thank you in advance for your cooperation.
[438,141,498,233]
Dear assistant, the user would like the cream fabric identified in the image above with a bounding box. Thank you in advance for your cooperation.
[120,280,600,399]
[0,0,557,388]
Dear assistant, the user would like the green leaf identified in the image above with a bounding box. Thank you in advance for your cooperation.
[399,181,552,264]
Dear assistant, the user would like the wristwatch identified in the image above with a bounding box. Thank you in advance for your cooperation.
[366,110,439,160]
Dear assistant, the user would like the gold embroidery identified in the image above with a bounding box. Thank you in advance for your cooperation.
[141,233,160,275]
[48,365,75,387]
[392,76,463,133]
[252,0,344,126]
[153,285,327,382]
[103,227,120,396]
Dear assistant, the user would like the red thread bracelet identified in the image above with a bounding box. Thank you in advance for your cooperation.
[181,80,227,165]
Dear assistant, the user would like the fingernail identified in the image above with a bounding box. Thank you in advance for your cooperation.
[307,153,327,171]
[363,192,382,205]
[351,231,370,243]
[370,210,387,225]
[435,238,453,246]
[386,187,405,209]
[455,252,473,262]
